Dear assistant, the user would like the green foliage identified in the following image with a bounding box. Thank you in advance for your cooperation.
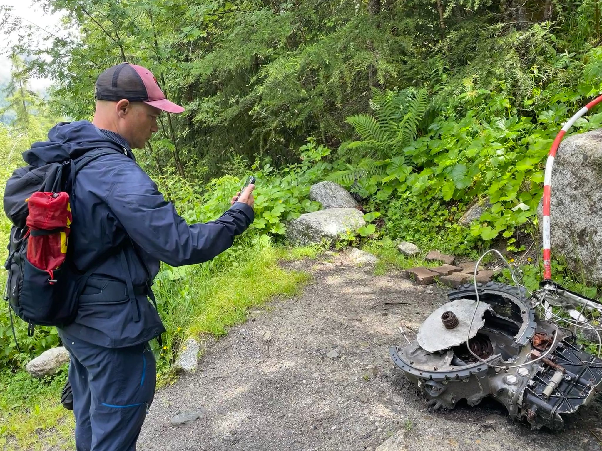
[331,31,602,245]
[244,140,328,235]
[11,0,578,178]
[0,366,74,450]
[155,138,328,237]
[344,88,429,159]
[357,211,381,238]
[383,192,480,257]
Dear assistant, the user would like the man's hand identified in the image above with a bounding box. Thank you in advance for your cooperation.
[231,184,255,208]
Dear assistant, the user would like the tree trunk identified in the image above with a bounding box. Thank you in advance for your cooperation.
[543,0,553,21]
[436,0,445,33]
[517,3,526,29]
[167,114,185,177]
[368,0,381,15]
[594,0,600,45]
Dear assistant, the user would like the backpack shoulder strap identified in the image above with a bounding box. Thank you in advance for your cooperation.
[73,148,121,174]
[67,149,120,218]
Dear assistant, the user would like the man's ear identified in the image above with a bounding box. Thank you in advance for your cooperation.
[116,99,130,118]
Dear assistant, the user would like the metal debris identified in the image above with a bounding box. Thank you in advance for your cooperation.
[390,281,602,431]
[417,299,491,353]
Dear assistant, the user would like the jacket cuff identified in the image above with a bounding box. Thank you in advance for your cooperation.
[230,202,255,223]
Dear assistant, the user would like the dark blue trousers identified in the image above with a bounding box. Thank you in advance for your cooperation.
[59,333,156,451]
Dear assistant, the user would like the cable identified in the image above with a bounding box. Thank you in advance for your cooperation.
[398,325,411,344]
[542,308,602,357]
[465,249,559,370]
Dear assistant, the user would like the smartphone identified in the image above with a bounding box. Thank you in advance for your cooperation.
[235,175,255,201]
[240,175,256,192]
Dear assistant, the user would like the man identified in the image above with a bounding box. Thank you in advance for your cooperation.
[24,63,255,450]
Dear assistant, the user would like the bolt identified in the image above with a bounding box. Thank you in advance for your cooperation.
[441,311,459,329]
[504,375,518,385]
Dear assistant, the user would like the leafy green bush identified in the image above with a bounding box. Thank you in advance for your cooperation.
[331,39,602,248]
[155,139,328,238]
[383,193,479,256]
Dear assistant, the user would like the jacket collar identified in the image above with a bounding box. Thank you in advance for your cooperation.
[98,128,136,161]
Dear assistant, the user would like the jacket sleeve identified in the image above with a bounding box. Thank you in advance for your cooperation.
[96,156,254,267]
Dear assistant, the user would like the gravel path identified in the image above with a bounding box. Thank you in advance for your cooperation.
[138,253,602,451]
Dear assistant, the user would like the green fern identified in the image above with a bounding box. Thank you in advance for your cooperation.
[327,158,388,186]
[345,115,386,143]
[397,88,428,146]
[343,88,429,159]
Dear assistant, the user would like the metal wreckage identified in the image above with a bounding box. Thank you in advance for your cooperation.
[389,96,602,431]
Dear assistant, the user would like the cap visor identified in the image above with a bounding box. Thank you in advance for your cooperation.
[144,99,185,114]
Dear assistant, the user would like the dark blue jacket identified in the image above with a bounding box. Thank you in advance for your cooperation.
[20,121,254,347]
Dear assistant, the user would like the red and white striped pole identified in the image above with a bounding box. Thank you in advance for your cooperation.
[542,94,602,280]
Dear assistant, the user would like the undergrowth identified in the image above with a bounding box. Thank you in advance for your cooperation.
[0,366,74,451]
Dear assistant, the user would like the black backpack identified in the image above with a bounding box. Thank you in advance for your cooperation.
[3,149,113,335]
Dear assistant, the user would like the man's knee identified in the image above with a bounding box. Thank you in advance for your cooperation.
[65,340,156,451]
[90,403,148,451]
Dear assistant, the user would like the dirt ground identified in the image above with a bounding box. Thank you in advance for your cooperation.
[138,252,602,451]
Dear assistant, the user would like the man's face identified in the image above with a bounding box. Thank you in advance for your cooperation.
[119,102,161,149]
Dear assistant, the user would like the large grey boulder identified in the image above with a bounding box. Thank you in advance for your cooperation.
[26,346,70,378]
[538,129,602,283]
[309,181,358,209]
[287,208,365,245]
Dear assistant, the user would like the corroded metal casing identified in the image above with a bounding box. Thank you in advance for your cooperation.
[390,282,602,430]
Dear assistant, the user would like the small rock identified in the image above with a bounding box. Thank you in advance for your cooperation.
[425,250,455,265]
[348,248,379,265]
[474,270,495,283]
[459,198,491,226]
[581,328,601,343]
[175,338,200,373]
[375,430,407,451]
[397,242,420,256]
[326,350,340,359]
[368,365,378,377]
[480,415,498,430]
[170,409,206,426]
[26,346,70,378]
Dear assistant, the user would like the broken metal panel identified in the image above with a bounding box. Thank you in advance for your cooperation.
[417,299,491,353]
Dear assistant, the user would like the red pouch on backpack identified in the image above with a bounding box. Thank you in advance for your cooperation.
[25,192,72,279]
